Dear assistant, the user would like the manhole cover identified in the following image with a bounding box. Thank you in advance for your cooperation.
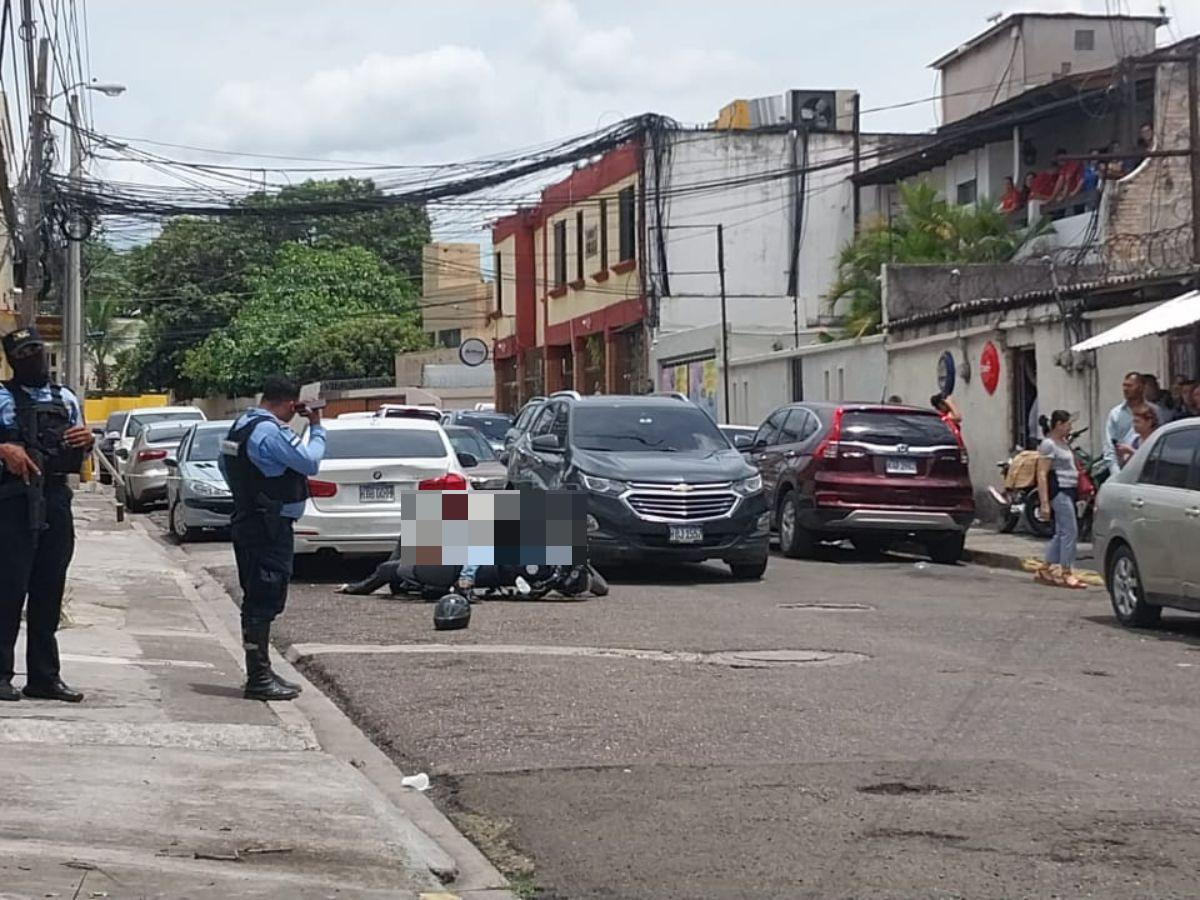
[779,602,874,611]
[703,649,869,669]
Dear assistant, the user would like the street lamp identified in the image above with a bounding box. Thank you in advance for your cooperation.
[61,80,124,394]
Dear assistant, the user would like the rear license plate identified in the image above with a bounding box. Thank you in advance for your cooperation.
[358,484,395,503]
[886,457,918,475]
[668,525,704,544]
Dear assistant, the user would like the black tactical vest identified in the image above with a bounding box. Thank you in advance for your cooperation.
[221,415,309,521]
[0,381,85,489]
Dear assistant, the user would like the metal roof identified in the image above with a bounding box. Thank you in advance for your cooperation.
[1071,289,1200,351]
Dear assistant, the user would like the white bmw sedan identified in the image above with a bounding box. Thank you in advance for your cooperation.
[293,417,473,556]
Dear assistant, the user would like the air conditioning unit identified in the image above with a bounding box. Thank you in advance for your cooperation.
[787,90,857,132]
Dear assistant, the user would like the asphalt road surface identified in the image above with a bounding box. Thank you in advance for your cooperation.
[145,510,1200,899]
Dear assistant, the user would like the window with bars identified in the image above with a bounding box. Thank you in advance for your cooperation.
[494,252,503,313]
[553,220,567,288]
[576,211,585,282]
[599,197,609,267]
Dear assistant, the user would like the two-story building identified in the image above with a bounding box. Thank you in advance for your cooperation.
[491,140,646,411]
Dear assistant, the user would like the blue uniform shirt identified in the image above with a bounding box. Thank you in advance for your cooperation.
[219,408,327,519]
[0,383,83,475]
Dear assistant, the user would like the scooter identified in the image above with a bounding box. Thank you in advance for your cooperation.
[387,561,609,602]
[988,427,1107,540]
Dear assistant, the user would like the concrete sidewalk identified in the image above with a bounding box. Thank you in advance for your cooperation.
[965,528,1101,580]
[0,490,512,899]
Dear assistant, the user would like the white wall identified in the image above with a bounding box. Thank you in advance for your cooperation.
[650,129,862,338]
[726,337,886,427]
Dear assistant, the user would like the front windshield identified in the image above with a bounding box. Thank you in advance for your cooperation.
[188,428,225,461]
[447,428,497,461]
[454,413,511,441]
[573,406,728,453]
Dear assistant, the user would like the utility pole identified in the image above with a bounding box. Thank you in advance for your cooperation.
[64,93,83,391]
[716,224,730,424]
[18,15,50,327]
[1188,48,1200,265]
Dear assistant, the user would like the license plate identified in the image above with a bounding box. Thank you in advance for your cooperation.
[669,525,704,544]
[358,484,395,503]
[886,457,918,475]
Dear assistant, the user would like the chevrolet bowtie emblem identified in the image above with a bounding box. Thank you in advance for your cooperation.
[672,483,693,493]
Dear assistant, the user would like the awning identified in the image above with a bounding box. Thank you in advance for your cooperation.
[1071,290,1200,352]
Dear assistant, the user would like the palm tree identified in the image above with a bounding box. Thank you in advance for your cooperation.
[84,295,138,390]
[828,182,1050,338]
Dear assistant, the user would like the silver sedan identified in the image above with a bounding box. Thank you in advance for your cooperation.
[165,421,235,541]
[1093,418,1200,627]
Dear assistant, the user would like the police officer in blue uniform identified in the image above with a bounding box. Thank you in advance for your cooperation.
[220,375,325,701]
[0,327,93,703]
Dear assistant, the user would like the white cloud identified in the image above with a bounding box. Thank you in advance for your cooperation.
[196,46,500,155]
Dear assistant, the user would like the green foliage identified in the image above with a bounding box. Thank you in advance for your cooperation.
[181,244,421,396]
[289,315,429,385]
[116,178,431,394]
[828,182,1051,338]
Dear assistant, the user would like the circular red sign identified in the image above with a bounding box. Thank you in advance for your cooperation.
[980,341,1000,395]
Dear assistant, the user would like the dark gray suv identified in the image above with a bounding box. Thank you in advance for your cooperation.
[504,393,770,579]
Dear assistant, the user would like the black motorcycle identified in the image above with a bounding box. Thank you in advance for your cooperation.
[381,561,608,602]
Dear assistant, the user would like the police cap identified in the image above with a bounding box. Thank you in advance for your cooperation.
[2,326,44,360]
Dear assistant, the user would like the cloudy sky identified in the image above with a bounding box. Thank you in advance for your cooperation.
[71,0,1198,239]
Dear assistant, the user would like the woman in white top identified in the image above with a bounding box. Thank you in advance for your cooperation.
[1035,410,1086,589]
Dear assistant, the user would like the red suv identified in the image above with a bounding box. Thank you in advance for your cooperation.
[745,403,974,564]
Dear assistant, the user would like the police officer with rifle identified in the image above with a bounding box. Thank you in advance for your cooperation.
[220,375,325,701]
[0,327,93,703]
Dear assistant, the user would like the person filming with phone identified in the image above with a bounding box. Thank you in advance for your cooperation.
[220,376,326,702]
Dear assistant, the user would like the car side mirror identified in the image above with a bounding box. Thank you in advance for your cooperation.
[498,451,510,465]
[531,433,563,453]
[733,433,753,450]
[164,456,178,469]
[751,437,768,450]
[457,452,479,469]
[115,448,129,460]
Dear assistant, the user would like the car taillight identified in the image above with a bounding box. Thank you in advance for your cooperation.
[813,408,845,461]
[137,449,167,462]
[307,478,338,498]
[419,473,468,491]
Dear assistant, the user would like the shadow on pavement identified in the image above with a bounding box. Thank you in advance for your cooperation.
[1082,613,1200,649]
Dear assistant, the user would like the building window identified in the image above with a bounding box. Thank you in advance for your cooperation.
[438,329,461,349]
[494,252,503,313]
[575,211,585,282]
[1074,29,1094,51]
[618,186,636,262]
[599,197,609,267]
[553,220,567,288]
[956,179,977,206]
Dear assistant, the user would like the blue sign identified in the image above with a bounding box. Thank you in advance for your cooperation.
[937,351,956,396]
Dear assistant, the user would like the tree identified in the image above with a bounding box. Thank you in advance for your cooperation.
[84,294,139,390]
[182,244,420,396]
[116,179,431,394]
[289,315,428,385]
[828,182,1050,338]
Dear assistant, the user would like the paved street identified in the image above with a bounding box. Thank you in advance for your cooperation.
[139,507,1200,900]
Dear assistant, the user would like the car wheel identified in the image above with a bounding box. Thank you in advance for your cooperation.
[1108,544,1161,628]
[778,492,814,559]
[586,567,609,597]
[169,500,195,543]
[729,558,768,580]
[927,533,965,565]
[1023,491,1054,538]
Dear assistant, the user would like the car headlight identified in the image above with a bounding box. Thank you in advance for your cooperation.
[733,474,763,496]
[190,480,230,497]
[579,472,628,495]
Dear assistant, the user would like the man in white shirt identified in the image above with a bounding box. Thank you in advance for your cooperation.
[1104,371,1144,476]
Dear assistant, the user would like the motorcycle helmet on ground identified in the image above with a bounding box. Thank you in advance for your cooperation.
[433,593,471,630]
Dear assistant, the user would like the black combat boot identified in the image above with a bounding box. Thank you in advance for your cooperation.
[0,679,21,702]
[242,624,299,702]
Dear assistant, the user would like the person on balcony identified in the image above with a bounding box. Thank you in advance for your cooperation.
[998,176,1024,214]
[1081,150,1103,193]
[1049,149,1084,204]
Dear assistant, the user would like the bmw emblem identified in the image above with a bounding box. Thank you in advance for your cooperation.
[372,470,383,481]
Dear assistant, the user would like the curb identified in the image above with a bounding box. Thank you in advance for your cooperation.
[130,518,515,899]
